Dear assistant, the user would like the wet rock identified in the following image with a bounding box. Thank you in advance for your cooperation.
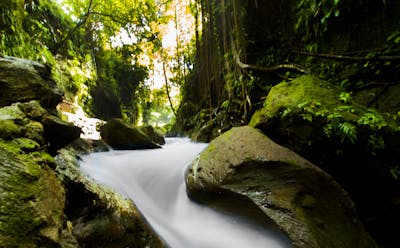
[186,126,377,248]
[67,138,110,154]
[0,56,63,110]
[55,148,165,248]
[100,118,160,150]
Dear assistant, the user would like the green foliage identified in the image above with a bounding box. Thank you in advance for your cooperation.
[387,31,400,45]
[390,166,400,180]
[279,92,398,150]
[295,0,342,49]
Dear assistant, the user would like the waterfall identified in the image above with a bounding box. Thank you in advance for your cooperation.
[80,138,292,248]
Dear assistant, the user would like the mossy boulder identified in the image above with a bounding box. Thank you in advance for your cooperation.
[249,75,400,162]
[0,56,63,110]
[249,75,400,245]
[55,147,165,248]
[0,103,44,143]
[0,139,67,247]
[186,126,377,248]
[0,101,81,153]
[139,125,166,145]
[100,118,160,150]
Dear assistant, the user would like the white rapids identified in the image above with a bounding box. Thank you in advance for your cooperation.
[80,138,292,248]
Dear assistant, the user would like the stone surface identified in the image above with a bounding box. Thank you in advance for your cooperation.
[100,118,160,150]
[0,103,45,144]
[0,56,63,110]
[0,139,67,247]
[139,125,166,145]
[248,75,400,243]
[42,115,81,154]
[67,138,110,154]
[55,148,165,248]
[186,126,377,248]
[0,101,81,154]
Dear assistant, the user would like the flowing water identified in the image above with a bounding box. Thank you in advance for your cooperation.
[80,138,292,248]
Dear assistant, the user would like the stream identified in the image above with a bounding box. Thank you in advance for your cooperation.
[80,138,292,248]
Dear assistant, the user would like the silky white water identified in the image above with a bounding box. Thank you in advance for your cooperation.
[80,138,292,248]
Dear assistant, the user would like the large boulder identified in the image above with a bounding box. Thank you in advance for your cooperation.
[249,75,400,244]
[0,56,63,110]
[186,126,377,248]
[0,138,69,247]
[55,147,165,248]
[100,118,160,150]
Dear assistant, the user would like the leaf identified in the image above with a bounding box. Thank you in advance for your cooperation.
[334,9,340,17]
[302,113,313,123]
[338,122,357,143]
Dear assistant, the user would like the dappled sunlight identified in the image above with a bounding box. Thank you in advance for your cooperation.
[58,99,104,140]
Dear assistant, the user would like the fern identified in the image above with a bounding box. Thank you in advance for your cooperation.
[338,122,357,143]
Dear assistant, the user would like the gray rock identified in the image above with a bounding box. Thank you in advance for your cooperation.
[186,126,377,248]
[248,75,400,242]
[0,56,63,110]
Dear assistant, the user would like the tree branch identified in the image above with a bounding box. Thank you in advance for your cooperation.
[235,55,308,73]
[162,62,177,116]
[89,11,139,25]
[299,51,400,61]
[51,0,93,54]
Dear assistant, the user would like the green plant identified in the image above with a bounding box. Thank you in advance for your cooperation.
[390,166,400,180]
[295,0,342,45]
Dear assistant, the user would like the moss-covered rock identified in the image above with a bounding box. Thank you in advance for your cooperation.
[100,118,160,150]
[249,75,400,245]
[249,75,400,159]
[55,147,165,248]
[0,139,66,247]
[0,103,44,143]
[0,56,63,110]
[139,125,166,145]
[186,126,377,248]
[0,101,81,153]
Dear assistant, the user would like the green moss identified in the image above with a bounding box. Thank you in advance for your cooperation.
[248,110,263,127]
[0,105,26,121]
[24,121,44,143]
[263,75,339,119]
[0,139,64,246]
[12,138,40,151]
[250,75,400,153]
[0,119,23,139]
